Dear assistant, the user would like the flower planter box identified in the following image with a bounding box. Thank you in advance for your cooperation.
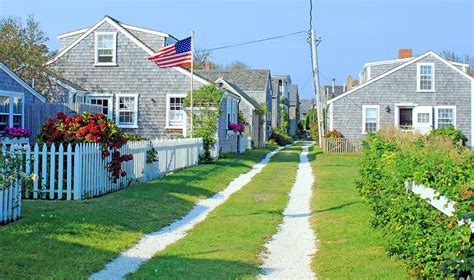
[226,130,240,135]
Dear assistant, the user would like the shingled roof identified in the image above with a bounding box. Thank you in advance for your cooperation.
[195,69,271,92]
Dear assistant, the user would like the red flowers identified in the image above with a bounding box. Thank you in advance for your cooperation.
[38,112,133,182]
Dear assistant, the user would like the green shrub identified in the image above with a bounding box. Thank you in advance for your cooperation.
[309,121,318,143]
[124,133,147,141]
[323,129,343,138]
[428,127,468,146]
[266,139,278,146]
[356,130,473,278]
[270,127,293,146]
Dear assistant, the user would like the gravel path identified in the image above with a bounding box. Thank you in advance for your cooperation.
[258,143,317,279]
[90,146,286,280]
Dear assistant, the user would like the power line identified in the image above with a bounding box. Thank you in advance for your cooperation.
[201,30,308,52]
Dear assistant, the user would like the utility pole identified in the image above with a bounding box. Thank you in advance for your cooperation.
[309,29,324,146]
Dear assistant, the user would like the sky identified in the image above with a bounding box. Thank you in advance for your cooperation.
[1,0,473,100]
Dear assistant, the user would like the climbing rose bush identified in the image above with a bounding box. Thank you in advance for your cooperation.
[323,129,344,138]
[228,122,245,133]
[37,112,133,182]
[4,126,30,138]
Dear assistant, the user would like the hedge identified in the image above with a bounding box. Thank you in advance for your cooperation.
[356,129,473,278]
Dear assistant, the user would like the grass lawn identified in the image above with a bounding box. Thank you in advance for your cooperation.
[309,147,409,279]
[0,146,275,279]
[127,144,303,279]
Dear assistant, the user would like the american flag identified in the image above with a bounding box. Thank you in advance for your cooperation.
[148,37,192,68]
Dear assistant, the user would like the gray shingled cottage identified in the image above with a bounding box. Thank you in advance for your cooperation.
[215,77,265,148]
[0,63,46,135]
[289,84,300,136]
[327,50,474,149]
[196,69,273,143]
[46,15,241,153]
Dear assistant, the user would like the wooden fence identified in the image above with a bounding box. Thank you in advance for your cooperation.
[14,138,203,201]
[321,138,363,154]
[0,141,25,225]
[24,102,102,142]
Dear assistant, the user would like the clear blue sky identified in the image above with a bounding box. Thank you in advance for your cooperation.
[1,0,473,99]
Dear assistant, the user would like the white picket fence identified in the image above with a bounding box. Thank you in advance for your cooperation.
[239,136,252,153]
[17,138,203,200]
[406,181,473,232]
[0,141,26,224]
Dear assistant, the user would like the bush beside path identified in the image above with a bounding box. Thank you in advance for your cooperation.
[308,147,408,279]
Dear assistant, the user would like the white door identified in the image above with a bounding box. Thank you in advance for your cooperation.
[413,106,432,134]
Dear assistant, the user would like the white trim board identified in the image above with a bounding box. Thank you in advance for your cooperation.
[0,63,46,103]
[328,51,474,105]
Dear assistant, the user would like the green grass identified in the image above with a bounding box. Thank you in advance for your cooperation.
[0,147,275,279]
[308,147,409,279]
[127,145,303,279]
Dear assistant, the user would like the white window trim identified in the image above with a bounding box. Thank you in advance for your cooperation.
[85,94,114,119]
[362,105,380,134]
[417,63,435,92]
[94,32,117,66]
[0,90,25,129]
[434,105,456,129]
[165,93,187,129]
[115,94,138,128]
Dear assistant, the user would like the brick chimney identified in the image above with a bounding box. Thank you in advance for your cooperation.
[204,62,211,70]
[353,80,359,87]
[398,49,413,59]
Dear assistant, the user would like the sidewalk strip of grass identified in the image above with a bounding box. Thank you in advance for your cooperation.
[0,147,274,279]
[308,148,409,279]
[127,145,302,280]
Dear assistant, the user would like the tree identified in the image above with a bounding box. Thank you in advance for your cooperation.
[0,15,56,96]
[441,50,474,77]
[225,60,251,70]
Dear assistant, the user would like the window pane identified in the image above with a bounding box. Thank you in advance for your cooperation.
[419,65,433,90]
[364,107,378,133]
[13,115,22,127]
[437,108,453,128]
[13,97,22,114]
[120,97,135,110]
[97,34,113,48]
[118,96,136,125]
[0,96,9,113]
[168,97,184,126]
[417,113,430,124]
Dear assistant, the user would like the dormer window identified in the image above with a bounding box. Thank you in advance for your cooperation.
[95,32,117,66]
[417,63,435,92]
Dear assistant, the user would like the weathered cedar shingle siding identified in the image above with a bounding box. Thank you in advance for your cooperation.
[52,21,205,139]
[331,54,472,144]
[0,69,39,103]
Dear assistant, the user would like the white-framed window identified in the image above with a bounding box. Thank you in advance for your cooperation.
[95,32,117,66]
[435,106,456,128]
[417,63,435,92]
[417,112,430,124]
[362,105,379,133]
[166,94,186,128]
[115,94,138,128]
[0,91,24,132]
[226,97,238,124]
[86,95,113,119]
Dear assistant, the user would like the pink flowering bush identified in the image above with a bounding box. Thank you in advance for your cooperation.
[228,122,245,133]
[4,126,30,138]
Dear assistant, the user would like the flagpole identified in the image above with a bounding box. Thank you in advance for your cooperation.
[190,30,194,138]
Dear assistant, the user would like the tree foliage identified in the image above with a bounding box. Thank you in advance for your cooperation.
[441,50,474,77]
[184,84,224,161]
[225,60,251,70]
[0,15,55,96]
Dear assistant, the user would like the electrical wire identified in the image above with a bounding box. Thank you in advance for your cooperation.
[201,30,307,52]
